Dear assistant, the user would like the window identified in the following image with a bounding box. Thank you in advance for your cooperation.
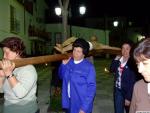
[10,5,20,33]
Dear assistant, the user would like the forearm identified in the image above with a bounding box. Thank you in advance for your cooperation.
[59,62,69,79]
[11,65,37,98]
[12,81,32,98]
[0,70,6,92]
[81,67,96,112]
[7,75,19,88]
[0,77,5,92]
[110,59,119,73]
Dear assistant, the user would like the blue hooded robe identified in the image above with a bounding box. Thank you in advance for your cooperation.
[59,58,96,113]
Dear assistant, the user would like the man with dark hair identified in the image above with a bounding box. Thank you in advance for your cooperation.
[59,38,96,113]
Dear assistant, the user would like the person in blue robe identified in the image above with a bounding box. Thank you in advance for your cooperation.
[59,38,96,113]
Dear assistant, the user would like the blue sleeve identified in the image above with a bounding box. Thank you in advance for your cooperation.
[58,63,67,79]
[110,59,119,73]
[81,65,96,112]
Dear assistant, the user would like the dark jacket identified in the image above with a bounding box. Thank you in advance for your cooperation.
[110,57,136,101]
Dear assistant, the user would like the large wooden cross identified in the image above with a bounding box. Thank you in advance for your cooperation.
[0,49,121,68]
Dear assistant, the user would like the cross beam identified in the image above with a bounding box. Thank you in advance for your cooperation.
[0,49,121,68]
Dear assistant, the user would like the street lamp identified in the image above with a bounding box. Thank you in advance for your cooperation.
[55,7,61,16]
[70,5,86,36]
[79,5,86,15]
[54,5,86,37]
[113,21,119,27]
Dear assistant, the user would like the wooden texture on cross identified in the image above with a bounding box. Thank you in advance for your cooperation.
[0,49,121,68]
[0,53,71,68]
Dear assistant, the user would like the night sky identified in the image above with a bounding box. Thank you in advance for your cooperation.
[46,0,149,16]
[45,0,150,28]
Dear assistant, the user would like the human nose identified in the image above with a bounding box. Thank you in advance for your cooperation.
[3,53,6,59]
[73,49,78,54]
[137,62,144,73]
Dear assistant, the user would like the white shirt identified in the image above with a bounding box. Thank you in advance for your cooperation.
[68,58,83,98]
[116,56,128,89]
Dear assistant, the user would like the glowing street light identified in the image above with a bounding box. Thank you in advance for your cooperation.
[79,5,86,15]
[113,21,119,27]
[54,5,87,37]
[55,7,61,16]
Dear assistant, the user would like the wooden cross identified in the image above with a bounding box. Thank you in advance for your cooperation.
[0,49,121,68]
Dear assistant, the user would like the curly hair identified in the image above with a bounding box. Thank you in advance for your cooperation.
[72,38,90,56]
[0,37,26,57]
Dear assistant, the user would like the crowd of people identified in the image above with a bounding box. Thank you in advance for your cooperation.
[55,36,150,113]
[0,35,150,113]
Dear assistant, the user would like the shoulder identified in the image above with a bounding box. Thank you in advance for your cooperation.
[83,59,93,66]
[19,65,36,71]
[13,65,37,81]
[112,59,120,63]
[111,59,120,67]
[134,79,145,89]
[82,59,95,71]
[14,65,37,75]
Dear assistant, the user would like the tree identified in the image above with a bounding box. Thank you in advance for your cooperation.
[58,0,69,41]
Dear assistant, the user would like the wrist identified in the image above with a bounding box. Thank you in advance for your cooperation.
[6,74,13,79]
[115,56,121,60]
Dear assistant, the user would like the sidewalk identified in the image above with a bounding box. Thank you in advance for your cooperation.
[92,58,114,113]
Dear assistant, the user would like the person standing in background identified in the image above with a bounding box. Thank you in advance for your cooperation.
[110,41,136,113]
[59,38,96,113]
[0,37,39,113]
[130,38,150,113]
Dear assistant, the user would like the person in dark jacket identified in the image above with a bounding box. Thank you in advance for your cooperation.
[110,41,136,113]
[59,38,96,113]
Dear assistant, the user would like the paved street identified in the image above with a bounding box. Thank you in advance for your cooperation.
[93,58,114,113]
